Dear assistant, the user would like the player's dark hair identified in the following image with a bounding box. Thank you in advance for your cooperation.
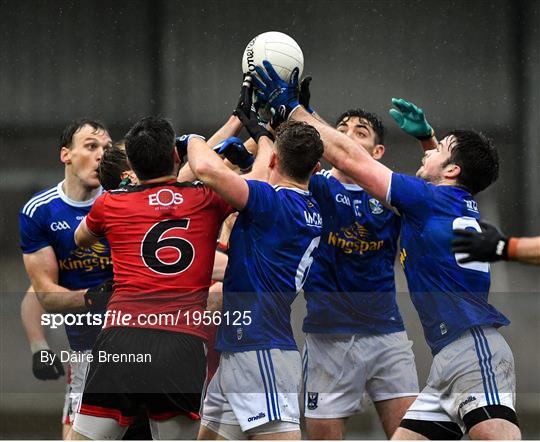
[59,118,108,149]
[335,109,385,144]
[443,129,499,195]
[98,146,130,190]
[124,116,175,181]
[274,120,323,182]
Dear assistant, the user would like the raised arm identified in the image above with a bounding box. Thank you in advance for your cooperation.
[186,135,250,210]
[291,107,392,202]
[250,61,392,202]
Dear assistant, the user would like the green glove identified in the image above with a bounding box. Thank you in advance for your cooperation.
[389,98,434,140]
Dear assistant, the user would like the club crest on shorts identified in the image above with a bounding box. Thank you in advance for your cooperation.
[368,198,384,215]
[307,392,319,410]
[236,327,243,340]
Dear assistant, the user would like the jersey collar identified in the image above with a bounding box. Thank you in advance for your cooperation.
[57,181,103,207]
[341,182,364,191]
[272,185,310,195]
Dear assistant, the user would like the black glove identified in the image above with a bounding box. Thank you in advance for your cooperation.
[84,278,114,312]
[32,349,65,380]
[452,221,508,263]
[232,73,252,117]
[299,76,314,113]
[235,75,274,143]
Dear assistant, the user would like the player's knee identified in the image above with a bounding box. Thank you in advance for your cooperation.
[396,419,463,440]
[465,406,520,440]
[306,418,345,440]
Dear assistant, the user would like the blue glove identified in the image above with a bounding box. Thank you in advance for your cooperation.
[175,134,206,159]
[213,137,254,171]
[251,60,300,121]
[389,98,434,140]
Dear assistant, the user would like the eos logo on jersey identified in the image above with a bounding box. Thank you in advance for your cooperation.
[50,221,71,231]
[335,193,351,206]
[148,189,184,207]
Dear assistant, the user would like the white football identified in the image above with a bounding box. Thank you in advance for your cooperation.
[242,31,304,82]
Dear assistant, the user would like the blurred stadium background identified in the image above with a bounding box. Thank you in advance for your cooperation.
[1,0,538,439]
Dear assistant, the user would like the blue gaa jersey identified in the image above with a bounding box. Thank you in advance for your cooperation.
[388,173,509,355]
[217,180,322,353]
[303,170,404,334]
[19,182,113,351]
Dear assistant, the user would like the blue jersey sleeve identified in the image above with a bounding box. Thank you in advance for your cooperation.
[19,210,50,254]
[243,180,278,227]
[388,173,435,225]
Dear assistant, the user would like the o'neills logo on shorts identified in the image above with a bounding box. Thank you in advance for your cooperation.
[248,412,265,422]
[458,396,477,409]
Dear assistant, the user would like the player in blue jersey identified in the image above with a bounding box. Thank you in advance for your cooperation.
[301,107,419,439]
[19,119,113,439]
[254,63,520,439]
[185,78,324,439]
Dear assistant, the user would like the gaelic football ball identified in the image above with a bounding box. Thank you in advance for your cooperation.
[242,31,304,82]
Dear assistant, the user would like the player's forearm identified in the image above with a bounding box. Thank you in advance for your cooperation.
[188,138,231,187]
[419,136,438,152]
[34,285,87,313]
[212,251,228,282]
[74,220,99,248]
[206,115,243,147]
[21,288,48,348]
[242,136,273,181]
[311,110,332,127]
[292,107,373,174]
[177,162,197,183]
[244,137,258,157]
[508,236,540,265]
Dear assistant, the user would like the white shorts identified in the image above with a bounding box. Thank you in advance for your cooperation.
[61,350,91,425]
[403,326,516,433]
[201,349,301,432]
[303,331,419,419]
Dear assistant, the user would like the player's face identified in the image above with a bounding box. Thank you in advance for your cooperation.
[63,125,112,189]
[416,135,457,183]
[336,117,379,157]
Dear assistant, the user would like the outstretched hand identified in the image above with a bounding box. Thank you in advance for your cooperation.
[389,98,434,140]
[452,221,508,263]
[251,60,301,121]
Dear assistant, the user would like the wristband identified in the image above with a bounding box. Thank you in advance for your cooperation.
[30,340,50,354]
[416,128,435,141]
[216,241,229,254]
[506,237,519,260]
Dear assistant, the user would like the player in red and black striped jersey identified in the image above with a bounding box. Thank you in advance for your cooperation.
[71,116,233,440]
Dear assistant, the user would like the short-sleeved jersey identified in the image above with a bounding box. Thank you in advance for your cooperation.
[19,182,113,351]
[303,170,404,334]
[388,173,509,355]
[85,180,232,340]
[216,180,322,352]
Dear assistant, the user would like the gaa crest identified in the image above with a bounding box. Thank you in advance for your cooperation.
[307,392,319,410]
